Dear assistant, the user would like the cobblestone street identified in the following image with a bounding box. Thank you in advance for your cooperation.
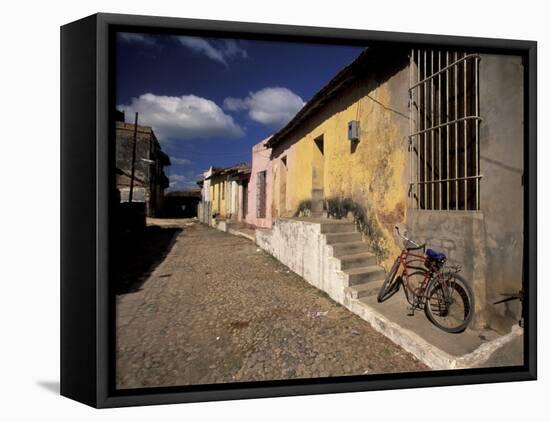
[116,220,427,389]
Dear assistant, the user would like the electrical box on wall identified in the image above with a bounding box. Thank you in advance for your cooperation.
[348,120,360,141]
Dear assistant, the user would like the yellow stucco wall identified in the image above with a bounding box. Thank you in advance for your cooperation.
[210,177,227,217]
[271,66,410,268]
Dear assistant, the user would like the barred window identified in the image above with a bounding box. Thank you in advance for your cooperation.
[256,171,267,218]
[408,50,481,211]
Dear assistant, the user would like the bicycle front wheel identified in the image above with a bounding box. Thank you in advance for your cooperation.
[377,258,401,303]
[424,273,474,333]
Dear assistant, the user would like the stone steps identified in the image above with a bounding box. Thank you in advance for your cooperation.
[331,241,372,257]
[318,221,385,297]
[343,266,385,287]
[325,232,362,244]
[339,252,377,270]
[319,222,356,234]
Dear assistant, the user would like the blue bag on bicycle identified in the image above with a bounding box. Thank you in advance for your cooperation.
[426,248,446,261]
[425,248,446,271]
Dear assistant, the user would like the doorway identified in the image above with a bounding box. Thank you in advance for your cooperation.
[311,136,325,217]
[242,182,248,220]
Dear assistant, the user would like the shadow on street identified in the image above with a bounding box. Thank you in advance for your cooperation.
[112,225,181,294]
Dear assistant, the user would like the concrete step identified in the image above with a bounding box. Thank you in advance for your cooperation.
[325,232,362,244]
[320,223,356,234]
[331,241,371,257]
[339,252,377,270]
[346,279,384,299]
[344,266,385,286]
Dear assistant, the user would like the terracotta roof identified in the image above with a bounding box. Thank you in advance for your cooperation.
[205,162,251,180]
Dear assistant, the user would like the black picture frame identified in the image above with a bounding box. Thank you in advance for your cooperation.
[60,12,537,408]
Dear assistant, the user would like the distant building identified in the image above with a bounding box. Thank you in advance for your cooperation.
[197,166,217,224]
[199,166,219,204]
[209,163,251,220]
[198,163,251,224]
[115,118,171,217]
[164,190,202,218]
[245,137,273,228]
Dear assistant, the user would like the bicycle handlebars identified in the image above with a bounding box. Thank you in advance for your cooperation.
[394,226,425,251]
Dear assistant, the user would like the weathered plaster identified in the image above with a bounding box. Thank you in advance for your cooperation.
[256,219,347,303]
[246,138,273,228]
[271,59,410,269]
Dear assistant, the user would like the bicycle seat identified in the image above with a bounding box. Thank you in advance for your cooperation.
[426,248,446,261]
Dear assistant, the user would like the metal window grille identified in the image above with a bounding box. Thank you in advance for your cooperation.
[408,49,481,211]
[256,171,266,218]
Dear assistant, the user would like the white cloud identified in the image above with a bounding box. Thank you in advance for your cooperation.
[118,32,157,46]
[223,87,305,128]
[168,174,187,189]
[117,34,248,66]
[170,157,192,166]
[168,171,203,191]
[175,36,247,66]
[118,93,244,141]
[223,97,247,111]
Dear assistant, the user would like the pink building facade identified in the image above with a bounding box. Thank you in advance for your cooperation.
[245,137,273,228]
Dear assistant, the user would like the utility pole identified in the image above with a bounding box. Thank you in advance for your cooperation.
[128,112,139,203]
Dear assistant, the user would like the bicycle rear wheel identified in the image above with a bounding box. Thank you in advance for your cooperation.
[424,273,474,333]
[377,259,401,303]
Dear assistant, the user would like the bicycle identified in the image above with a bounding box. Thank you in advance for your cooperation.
[377,226,475,333]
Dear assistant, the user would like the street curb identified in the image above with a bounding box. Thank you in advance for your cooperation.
[227,228,255,242]
[347,297,523,370]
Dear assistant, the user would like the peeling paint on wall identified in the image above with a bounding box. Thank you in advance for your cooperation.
[271,61,410,270]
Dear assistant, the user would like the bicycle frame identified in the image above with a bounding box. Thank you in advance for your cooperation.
[381,227,472,332]
[390,227,459,310]
[394,248,432,307]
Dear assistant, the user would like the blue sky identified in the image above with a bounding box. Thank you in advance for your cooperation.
[116,32,366,190]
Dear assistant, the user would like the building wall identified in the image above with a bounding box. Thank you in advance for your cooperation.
[210,177,227,217]
[480,55,524,327]
[237,183,246,221]
[407,54,524,331]
[201,167,214,203]
[271,54,410,269]
[246,139,273,228]
[115,122,170,217]
[226,178,240,219]
[480,55,524,324]
[256,219,346,302]
[269,52,524,331]
[199,167,214,223]
[207,170,250,221]
[116,123,153,187]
